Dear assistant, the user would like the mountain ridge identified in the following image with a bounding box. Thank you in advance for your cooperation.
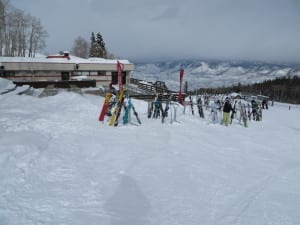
[132,59,300,91]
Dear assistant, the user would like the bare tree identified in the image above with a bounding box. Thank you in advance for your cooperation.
[71,36,89,58]
[27,16,47,57]
[0,0,5,56]
[106,51,117,59]
[0,0,9,56]
[4,6,18,56]
[0,0,47,57]
[6,7,28,56]
[17,12,29,56]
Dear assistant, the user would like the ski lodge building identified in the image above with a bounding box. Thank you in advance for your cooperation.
[0,52,134,88]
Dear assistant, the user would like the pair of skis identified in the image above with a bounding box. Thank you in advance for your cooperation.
[108,90,125,126]
[161,94,172,123]
[189,95,194,115]
[123,94,141,125]
[148,94,172,123]
[240,104,248,127]
[147,101,154,118]
[197,96,205,118]
[152,94,163,119]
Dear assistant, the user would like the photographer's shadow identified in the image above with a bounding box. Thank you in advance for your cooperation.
[105,174,150,225]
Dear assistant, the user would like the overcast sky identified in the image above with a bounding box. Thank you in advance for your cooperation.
[10,0,300,62]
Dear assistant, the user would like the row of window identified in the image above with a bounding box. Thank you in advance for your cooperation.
[0,71,127,84]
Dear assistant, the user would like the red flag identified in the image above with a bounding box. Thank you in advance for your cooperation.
[117,60,124,90]
[178,69,184,104]
[180,69,184,85]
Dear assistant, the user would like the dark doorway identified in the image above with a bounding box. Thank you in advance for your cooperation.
[111,72,126,85]
[61,72,70,80]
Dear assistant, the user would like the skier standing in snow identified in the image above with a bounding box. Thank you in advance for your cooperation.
[221,97,233,126]
[262,98,268,110]
[153,93,163,119]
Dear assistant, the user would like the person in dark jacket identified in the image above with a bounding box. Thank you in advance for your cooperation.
[222,97,232,126]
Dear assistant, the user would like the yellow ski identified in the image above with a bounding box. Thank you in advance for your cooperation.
[108,90,125,126]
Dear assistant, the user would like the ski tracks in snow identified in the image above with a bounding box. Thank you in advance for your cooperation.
[0,131,52,224]
[126,124,171,172]
[211,160,300,225]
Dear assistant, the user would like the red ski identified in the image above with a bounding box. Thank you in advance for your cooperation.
[98,93,113,121]
[178,69,184,105]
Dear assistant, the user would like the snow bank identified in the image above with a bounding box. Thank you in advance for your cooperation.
[0,77,15,91]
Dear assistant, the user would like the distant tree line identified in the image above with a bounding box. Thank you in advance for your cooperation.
[193,76,300,104]
[0,0,48,57]
[71,32,117,59]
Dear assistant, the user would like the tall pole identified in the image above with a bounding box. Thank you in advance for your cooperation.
[178,69,184,104]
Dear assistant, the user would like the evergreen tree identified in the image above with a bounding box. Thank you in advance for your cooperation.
[96,32,106,58]
[89,32,97,57]
[89,32,107,58]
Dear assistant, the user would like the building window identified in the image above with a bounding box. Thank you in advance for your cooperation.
[0,71,15,77]
[61,72,70,80]
[97,71,106,76]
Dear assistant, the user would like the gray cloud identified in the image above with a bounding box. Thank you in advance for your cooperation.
[10,0,300,63]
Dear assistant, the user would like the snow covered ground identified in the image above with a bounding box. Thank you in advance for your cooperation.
[0,78,300,225]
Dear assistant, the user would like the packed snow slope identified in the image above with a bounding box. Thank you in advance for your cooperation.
[133,59,300,90]
[1,79,300,225]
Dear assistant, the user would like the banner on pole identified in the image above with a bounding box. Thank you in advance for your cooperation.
[117,61,124,90]
[178,69,184,104]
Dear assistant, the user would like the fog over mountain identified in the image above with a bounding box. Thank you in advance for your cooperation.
[132,59,300,91]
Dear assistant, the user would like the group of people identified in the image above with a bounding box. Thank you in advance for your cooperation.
[193,95,265,127]
[220,97,263,126]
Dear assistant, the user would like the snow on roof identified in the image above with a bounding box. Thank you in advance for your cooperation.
[0,54,133,65]
[86,57,131,64]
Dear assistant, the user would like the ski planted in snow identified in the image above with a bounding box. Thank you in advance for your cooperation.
[153,94,163,119]
[147,100,154,118]
[106,94,117,117]
[162,94,172,123]
[189,95,194,115]
[123,95,132,125]
[131,103,141,124]
[108,90,125,126]
[240,103,248,127]
[98,92,113,121]
[197,96,205,118]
